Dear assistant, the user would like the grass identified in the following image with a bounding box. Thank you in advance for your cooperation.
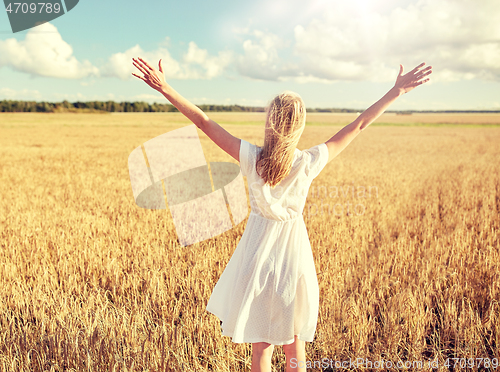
[0,113,499,371]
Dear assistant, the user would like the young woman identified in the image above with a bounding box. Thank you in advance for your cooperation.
[132,57,432,372]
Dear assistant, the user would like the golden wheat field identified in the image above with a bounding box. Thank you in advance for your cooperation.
[0,112,499,372]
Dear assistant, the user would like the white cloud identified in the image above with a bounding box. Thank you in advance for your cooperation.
[292,0,500,82]
[279,75,335,84]
[235,97,269,107]
[102,42,232,81]
[228,0,500,83]
[50,92,85,101]
[186,96,233,105]
[0,87,42,100]
[131,93,165,102]
[80,80,96,86]
[0,22,98,79]
[237,30,298,80]
[183,42,232,79]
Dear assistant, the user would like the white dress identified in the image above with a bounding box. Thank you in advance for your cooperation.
[206,140,329,345]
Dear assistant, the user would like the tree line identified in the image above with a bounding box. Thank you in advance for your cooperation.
[1,100,498,114]
[0,100,362,113]
[0,100,268,113]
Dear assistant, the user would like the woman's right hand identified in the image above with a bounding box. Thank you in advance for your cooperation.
[394,62,432,95]
[132,57,169,93]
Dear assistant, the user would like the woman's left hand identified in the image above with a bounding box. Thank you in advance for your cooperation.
[132,57,168,92]
[393,62,432,95]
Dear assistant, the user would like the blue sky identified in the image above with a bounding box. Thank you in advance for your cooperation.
[0,0,499,110]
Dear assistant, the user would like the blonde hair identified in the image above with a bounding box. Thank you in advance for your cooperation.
[256,91,306,187]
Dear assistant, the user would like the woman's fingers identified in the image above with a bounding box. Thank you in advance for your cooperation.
[133,57,153,75]
[131,73,146,82]
[138,57,154,71]
[132,58,148,72]
[416,69,432,80]
[419,66,432,75]
[133,59,149,76]
[408,64,432,83]
[410,62,426,74]
[417,68,433,80]
[408,63,428,78]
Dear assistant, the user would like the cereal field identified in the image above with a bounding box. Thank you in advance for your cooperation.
[0,112,499,371]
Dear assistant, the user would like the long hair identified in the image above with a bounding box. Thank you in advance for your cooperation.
[256,91,306,187]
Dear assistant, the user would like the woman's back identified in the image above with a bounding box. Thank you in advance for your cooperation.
[240,140,329,221]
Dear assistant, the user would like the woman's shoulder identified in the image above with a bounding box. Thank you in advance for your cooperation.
[244,140,262,159]
[240,139,259,150]
[297,143,328,161]
[239,140,262,177]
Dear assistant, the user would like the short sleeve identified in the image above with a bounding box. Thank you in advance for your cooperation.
[239,140,252,177]
[303,143,329,179]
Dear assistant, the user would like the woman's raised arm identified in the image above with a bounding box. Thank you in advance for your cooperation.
[324,62,432,163]
[132,57,241,161]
